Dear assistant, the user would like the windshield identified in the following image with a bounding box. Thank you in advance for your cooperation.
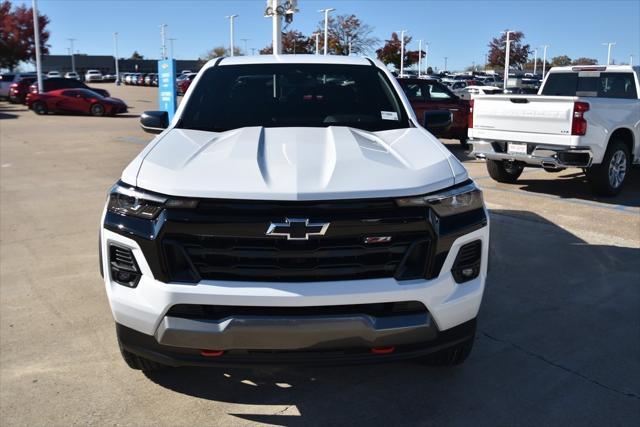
[177,64,409,132]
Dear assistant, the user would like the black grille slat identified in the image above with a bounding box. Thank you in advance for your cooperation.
[166,234,424,282]
[167,301,428,320]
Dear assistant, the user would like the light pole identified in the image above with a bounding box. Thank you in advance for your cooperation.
[160,24,167,59]
[541,44,549,77]
[602,42,616,65]
[418,39,422,77]
[113,32,120,84]
[314,32,320,55]
[32,0,43,92]
[266,0,282,55]
[533,48,538,75]
[348,40,352,56]
[319,8,335,55]
[630,55,634,66]
[226,15,238,56]
[503,30,513,92]
[67,38,76,73]
[241,38,250,55]
[444,56,448,72]
[424,43,429,75]
[398,30,406,76]
[168,38,176,59]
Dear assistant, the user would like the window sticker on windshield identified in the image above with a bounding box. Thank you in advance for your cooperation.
[381,111,399,121]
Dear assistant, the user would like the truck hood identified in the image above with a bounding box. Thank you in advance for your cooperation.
[133,126,465,200]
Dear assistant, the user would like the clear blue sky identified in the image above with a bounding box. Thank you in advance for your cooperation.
[22,0,640,70]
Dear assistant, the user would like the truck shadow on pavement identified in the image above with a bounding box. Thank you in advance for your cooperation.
[144,210,640,426]
[443,139,640,208]
[513,168,640,208]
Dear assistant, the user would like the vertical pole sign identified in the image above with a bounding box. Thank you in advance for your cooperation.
[158,59,177,122]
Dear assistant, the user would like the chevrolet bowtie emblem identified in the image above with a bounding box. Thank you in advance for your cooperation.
[266,218,330,240]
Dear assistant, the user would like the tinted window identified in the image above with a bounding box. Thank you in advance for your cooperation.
[179,64,409,132]
[400,82,424,101]
[1,74,16,81]
[542,72,638,99]
[599,73,637,99]
[424,82,454,100]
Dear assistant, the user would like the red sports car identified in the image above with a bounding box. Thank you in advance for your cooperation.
[27,88,128,116]
[177,73,197,95]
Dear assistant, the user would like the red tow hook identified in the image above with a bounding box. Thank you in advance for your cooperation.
[371,346,395,355]
[200,349,225,357]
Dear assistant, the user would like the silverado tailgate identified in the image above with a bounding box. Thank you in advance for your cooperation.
[472,95,577,135]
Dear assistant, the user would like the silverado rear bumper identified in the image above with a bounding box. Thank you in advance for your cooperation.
[471,140,593,169]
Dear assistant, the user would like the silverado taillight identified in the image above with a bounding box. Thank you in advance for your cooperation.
[571,101,589,136]
[468,99,474,129]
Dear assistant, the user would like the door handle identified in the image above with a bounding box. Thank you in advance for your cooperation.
[449,109,459,112]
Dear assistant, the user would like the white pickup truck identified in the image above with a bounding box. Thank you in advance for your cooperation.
[469,65,640,195]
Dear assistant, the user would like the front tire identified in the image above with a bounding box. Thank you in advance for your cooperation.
[32,101,47,115]
[486,159,524,183]
[116,325,168,372]
[585,139,630,196]
[90,103,105,117]
[418,336,475,366]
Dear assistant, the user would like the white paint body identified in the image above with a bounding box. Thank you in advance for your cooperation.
[103,55,488,339]
[84,70,103,82]
[469,65,640,165]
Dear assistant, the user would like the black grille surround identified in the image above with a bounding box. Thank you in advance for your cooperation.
[160,198,433,283]
[104,190,488,284]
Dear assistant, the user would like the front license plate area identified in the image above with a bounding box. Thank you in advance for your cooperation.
[507,142,528,155]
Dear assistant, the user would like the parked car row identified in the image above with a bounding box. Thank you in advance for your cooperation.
[122,73,158,86]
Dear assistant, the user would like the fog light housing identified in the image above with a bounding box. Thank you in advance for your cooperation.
[109,243,141,287]
[451,240,482,283]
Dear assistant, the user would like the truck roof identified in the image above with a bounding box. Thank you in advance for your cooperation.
[202,55,374,70]
[548,65,639,73]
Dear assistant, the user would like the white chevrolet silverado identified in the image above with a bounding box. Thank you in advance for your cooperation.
[469,65,640,195]
[100,56,489,371]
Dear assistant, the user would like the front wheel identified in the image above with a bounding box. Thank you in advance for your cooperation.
[486,159,524,183]
[32,101,47,115]
[90,103,105,117]
[117,326,168,372]
[417,336,475,366]
[585,140,630,196]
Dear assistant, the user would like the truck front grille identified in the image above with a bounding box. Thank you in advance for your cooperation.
[157,197,434,283]
[163,234,431,282]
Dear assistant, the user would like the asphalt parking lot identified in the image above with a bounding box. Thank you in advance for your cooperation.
[1,85,639,426]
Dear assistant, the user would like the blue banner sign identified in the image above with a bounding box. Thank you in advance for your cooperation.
[158,59,177,122]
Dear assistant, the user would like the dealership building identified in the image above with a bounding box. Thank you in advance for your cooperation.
[40,55,202,75]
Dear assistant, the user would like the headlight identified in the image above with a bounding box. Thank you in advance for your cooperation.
[107,183,197,219]
[395,181,484,217]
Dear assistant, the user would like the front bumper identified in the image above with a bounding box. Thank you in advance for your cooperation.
[155,311,436,350]
[471,140,593,169]
[101,216,488,360]
[118,318,477,366]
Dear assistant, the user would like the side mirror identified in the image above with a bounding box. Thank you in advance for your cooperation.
[140,111,168,134]
[423,110,453,135]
